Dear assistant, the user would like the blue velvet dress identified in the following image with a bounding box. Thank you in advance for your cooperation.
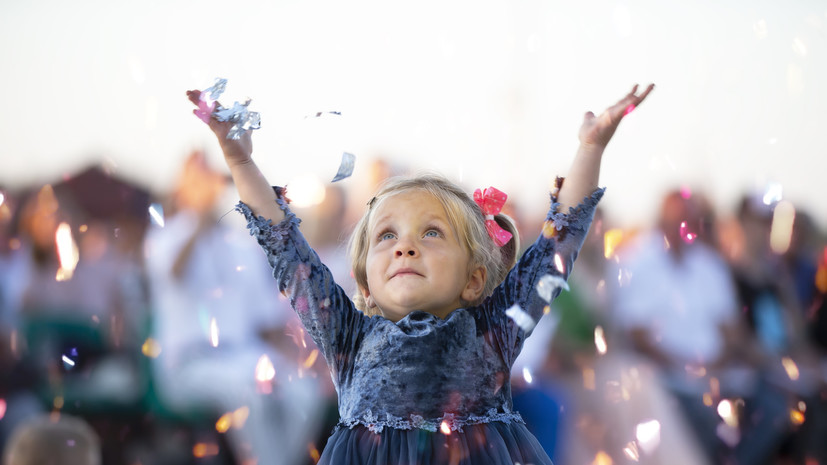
[237,181,603,465]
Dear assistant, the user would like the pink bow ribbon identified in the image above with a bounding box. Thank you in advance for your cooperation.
[473,187,513,247]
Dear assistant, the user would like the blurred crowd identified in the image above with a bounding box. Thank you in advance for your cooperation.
[1,153,826,465]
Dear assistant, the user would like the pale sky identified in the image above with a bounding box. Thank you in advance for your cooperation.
[2,0,825,230]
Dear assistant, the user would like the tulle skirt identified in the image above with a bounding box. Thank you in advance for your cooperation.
[320,421,552,465]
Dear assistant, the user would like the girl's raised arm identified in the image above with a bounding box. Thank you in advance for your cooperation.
[556,84,654,212]
[186,89,284,223]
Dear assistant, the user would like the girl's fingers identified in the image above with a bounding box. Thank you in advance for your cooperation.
[186,89,202,105]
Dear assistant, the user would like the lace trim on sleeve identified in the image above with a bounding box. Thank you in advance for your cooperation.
[234,186,301,242]
[335,408,525,434]
[545,176,605,240]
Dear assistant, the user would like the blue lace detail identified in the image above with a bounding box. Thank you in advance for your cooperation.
[234,186,301,242]
[335,408,525,434]
[547,177,605,233]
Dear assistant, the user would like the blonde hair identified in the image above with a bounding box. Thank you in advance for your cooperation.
[348,173,519,316]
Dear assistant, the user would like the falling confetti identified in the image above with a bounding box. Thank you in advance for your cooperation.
[214,99,261,140]
[505,305,537,333]
[55,222,79,281]
[536,274,569,302]
[635,419,661,454]
[594,326,607,355]
[522,367,533,384]
[331,152,356,182]
[762,182,783,205]
[305,111,341,118]
[196,78,261,140]
[148,203,165,227]
[209,317,219,347]
[770,200,795,254]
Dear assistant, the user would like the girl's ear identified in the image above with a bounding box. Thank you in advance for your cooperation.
[461,265,487,303]
[360,286,376,309]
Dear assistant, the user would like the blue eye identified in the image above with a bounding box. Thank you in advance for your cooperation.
[380,232,396,241]
[424,229,441,238]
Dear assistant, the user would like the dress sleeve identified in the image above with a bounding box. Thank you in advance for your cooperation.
[476,177,605,367]
[235,188,369,378]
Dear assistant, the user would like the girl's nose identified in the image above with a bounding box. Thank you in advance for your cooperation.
[394,242,418,258]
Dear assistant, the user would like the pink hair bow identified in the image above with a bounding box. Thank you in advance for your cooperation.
[473,187,513,247]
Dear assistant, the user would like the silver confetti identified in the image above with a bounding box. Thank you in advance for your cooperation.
[536,274,569,303]
[214,99,261,140]
[305,111,341,118]
[203,78,227,101]
[505,305,536,333]
[331,152,356,182]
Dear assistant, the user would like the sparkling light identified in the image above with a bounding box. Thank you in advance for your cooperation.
[255,354,276,382]
[440,420,451,435]
[717,399,738,427]
[303,349,319,369]
[623,441,640,461]
[770,200,795,254]
[193,443,220,458]
[55,222,79,281]
[603,229,624,259]
[635,419,661,454]
[141,338,162,358]
[209,318,219,347]
[522,367,533,384]
[148,203,165,227]
[790,409,805,425]
[781,356,800,381]
[594,325,607,355]
[554,253,565,274]
[593,450,613,465]
[679,221,696,244]
[215,413,232,433]
[763,182,783,205]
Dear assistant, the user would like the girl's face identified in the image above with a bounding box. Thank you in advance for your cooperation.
[361,190,486,322]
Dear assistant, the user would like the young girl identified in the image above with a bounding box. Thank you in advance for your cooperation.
[186,83,653,464]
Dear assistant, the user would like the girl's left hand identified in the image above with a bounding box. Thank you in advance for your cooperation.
[579,83,654,149]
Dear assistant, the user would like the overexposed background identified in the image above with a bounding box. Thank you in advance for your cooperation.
[1,0,825,229]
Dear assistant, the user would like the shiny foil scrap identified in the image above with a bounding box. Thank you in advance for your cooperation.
[214,99,261,140]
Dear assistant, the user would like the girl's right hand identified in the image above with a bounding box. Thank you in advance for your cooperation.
[186,89,254,167]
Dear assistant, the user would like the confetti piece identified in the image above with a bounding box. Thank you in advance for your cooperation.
[214,99,261,140]
[305,111,341,118]
[331,152,356,182]
[61,355,76,369]
[536,274,569,302]
[149,203,164,227]
[624,104,636,115]
[197,78,261,140]
[505,305,536,333]
[635,420,661,454]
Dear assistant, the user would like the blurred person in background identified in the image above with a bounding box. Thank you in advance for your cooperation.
[2,413,101,465]
[143,150,323,465]
[719,195,825,463]
[0,187,44,458]
[609,189,790,465]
